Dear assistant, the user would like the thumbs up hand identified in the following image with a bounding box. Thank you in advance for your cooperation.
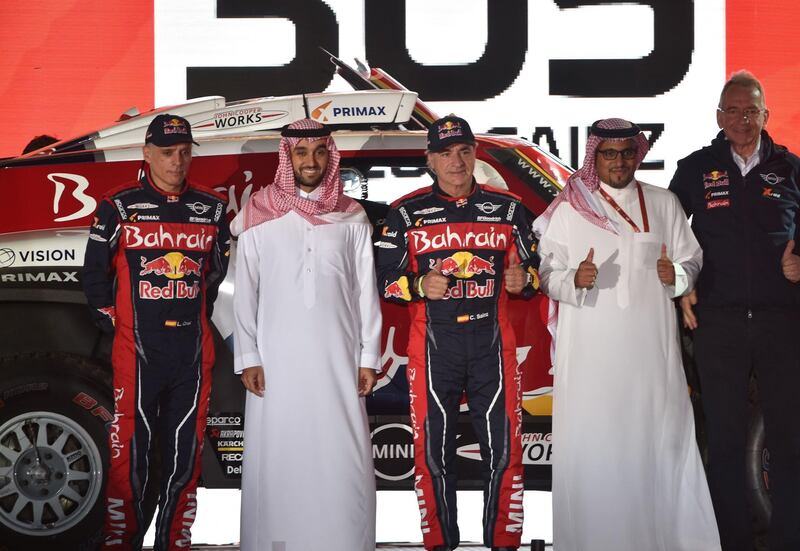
[421,258,450,300]
[504,250,527,294]
[657,243,676,285]
[781,239,800,283]
[574,248,598,289]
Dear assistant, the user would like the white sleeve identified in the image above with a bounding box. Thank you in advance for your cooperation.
[665,192,703,298]
[232,229,263,374]
[353,222,382,370]
[538,207,588,307]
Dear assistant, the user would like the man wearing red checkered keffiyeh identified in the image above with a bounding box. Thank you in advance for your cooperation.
[232,118,360,234]
[231,118,382,551]
[536,119,718,551]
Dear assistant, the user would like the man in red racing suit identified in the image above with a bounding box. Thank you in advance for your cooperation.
[83,114,230,550]
[375,116,540,551]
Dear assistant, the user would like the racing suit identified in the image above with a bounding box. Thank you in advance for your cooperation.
[669,130,800,551]
[375,180,539,550]
[83,170,230,550]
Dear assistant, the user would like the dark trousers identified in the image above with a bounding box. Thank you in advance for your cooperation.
[694,307,800,551]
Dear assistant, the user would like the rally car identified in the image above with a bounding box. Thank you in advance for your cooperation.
[0,55,771,548]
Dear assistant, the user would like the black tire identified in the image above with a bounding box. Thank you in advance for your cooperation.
[0,353,111,551]
[746,405,771,534]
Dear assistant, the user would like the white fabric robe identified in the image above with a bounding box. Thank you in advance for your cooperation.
[539,181,720,551]
[233,208,381,551]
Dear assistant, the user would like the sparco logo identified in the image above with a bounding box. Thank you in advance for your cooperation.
[371,423,414,481]
[123,224,215,251]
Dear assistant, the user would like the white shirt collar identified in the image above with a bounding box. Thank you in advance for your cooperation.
[731,137,761,177]
[297,186,322,201]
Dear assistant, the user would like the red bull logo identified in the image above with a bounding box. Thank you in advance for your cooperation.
[384,276,411,301]
[430,251,495,278]
[140,252,203,279]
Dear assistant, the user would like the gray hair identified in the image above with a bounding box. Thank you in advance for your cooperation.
[719,70,767,108]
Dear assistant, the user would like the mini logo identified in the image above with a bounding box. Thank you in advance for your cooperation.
[475,202,502,214]
[760,173,785,186]
[187,202,212,215]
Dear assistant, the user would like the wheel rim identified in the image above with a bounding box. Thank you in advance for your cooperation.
[0,411,103,536]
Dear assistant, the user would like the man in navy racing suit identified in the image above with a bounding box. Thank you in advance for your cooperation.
[375,116,540,551]
[83,114,230,550]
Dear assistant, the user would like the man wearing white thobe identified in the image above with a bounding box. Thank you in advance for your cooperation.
[232,119,381,551]
[534,118,720,550]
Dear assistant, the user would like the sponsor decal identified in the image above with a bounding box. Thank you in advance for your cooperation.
[48,172,97,223]
[414,474,431,535]
[506,201,517,221]
[214,202,224,222]
[122,223,215,251]
[371,423,415,481]
[333,105,387,117]
[114,199,128,220]
[130,213,160,222]
[0,270,78,283]
[175,492,197,547]
[72,391,114,423]
[399,207,411,227]
[189,216,212,223]
[106,497,126,545]
[194,107,287,130]
[475,201,502,214]
[109,387,125,459]
[92,217,105,230]
[433,252,495,278]
[374,241,398,249]
[186,201,212,215]
[384,276,412,301]
[311,100,333,121]
[506,474,524,533]
[414,216,447,226]
[444,280,495,301]
[164,320,193,328]
[412,207,444,215]
[381,227,397,238]
[762,187,782,199]
[706,199,730,209]
[0,248,15,268]
[476,215,501,222]
[437,119,465,140]
[140,252,202,278]
[206,412,244,478]
[410,224,509,253]
[162,117,190,136]
[456,198,468,208]
[704,189,729,199]
[760,172,785,186]
[126,202,158,210]
[703,170,729,189]
[521,432,553,465]
[89,233,107,242]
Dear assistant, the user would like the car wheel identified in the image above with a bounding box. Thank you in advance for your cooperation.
[0,353,111,550]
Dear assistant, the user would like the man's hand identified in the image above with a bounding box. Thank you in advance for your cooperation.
[574,248,598,289]
[781,239,800,283]
[504,250,527,294]
[657,243,676,285]
[241,366,265,397]
[421,258,450,300]
[680,289,698,330]
[358,368,377,396]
